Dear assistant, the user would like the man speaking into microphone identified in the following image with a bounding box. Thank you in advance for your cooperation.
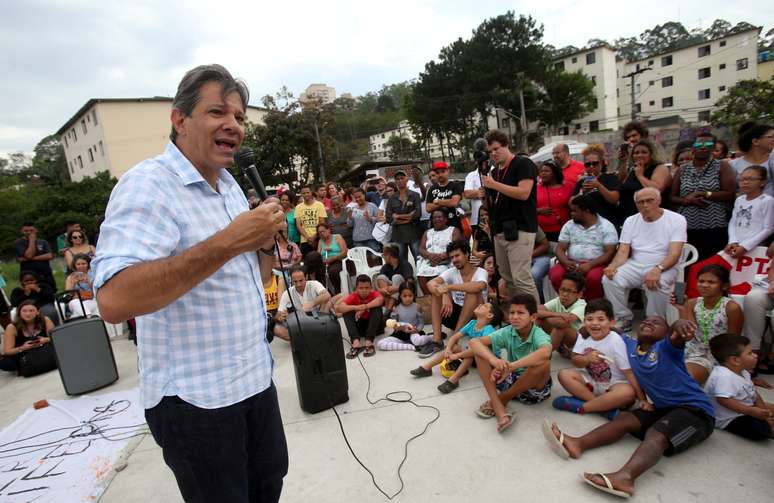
[92,64,288,502]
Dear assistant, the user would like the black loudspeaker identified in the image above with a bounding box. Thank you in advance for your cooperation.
[50,316,119,395]
[287,311,349,414]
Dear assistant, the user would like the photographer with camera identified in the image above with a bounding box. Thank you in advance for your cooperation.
[481,129,540,303]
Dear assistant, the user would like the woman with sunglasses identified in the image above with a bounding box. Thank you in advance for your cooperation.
[572,144,622,228]
[536,160,572,242]
[671,132,736,260]
[63,229,96,273]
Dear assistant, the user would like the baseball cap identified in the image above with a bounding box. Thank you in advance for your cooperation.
[431,161,449,171]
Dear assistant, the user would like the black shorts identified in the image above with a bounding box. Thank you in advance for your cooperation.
[629,406,714,456]
[441,302,463,331]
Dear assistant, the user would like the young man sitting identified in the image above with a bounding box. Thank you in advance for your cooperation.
[274,265,332,341]
[543,316,715,499]
[536,271,587,358]
[375,243,414,311]
[335,274,385,358]
[419,240,488,358]
[470,294,553,433]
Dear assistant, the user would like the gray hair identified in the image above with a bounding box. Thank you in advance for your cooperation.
[634,187,661,202]
[169,64,250,142]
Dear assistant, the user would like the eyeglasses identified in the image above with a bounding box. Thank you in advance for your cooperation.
[584,161,601,167]
[635,197,658,205]
[71,235,83,239]
[693,141,715,149]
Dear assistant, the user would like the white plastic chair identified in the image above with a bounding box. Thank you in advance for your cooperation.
[340,247,383,294]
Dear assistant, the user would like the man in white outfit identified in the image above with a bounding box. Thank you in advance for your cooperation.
[602,187,686,331]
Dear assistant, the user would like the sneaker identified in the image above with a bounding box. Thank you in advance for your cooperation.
[410,366,432,377]
[437,380,459,394]
[418,341,443,358]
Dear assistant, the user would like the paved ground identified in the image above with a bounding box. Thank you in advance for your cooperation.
[1,328,772,503]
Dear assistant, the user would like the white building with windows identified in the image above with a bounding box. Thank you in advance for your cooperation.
[56,98,266,182]
[552,26,760,132]
[299,84,336,105]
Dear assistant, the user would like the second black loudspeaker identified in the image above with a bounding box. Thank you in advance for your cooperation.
[287,311,349,414]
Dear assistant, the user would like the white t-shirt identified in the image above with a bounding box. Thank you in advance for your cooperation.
[464,170,483,225]
[439,266,488,306]
[571,331,630,385]
[704,366,757,429]
[727,193,774,251]
[620,209,687,265]
[408,180,430,221]
[278,280,327,313]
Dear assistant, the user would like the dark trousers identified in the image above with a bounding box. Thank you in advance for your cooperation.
[397,241,420,266]
[0,356,19,372]
[145,383,288,503]
[343,308,383,342]
[687,227,728,261]
[725,414,773,441]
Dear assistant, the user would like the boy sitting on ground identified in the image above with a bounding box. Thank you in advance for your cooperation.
[543,316,714,498]
[335,274,385,358]
[410,302,503,394]
[554,298,647,418]
[705,334,774,440]
[470,294,553,433]
[536,271,587,357]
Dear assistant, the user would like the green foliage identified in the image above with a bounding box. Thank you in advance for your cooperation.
[384,135,422,160]
[24,135,70,186]
[0,171,116,258]
[711,79,774,131]
[534,70,596,132]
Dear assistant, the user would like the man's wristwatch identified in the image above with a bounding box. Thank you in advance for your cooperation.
[655,264,664,272]
[705,191,712,199]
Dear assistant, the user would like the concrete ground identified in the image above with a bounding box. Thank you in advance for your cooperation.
[1,329,772,503]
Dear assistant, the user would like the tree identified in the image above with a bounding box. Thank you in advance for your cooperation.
[711,78,774,131]
[384,135,421,161]
[533,70,596,133]
[25,135,70,186]
[705,19,732,40]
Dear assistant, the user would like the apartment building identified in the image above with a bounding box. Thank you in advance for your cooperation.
[617,28,759,125]
[299,83,336,105]
[56,98,267,182]
[553,44,619,133]
[553,26,760,132]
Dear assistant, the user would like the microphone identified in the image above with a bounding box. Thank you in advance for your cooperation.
[235,148,268,201]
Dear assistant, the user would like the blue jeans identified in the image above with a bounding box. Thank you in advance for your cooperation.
[531,255,552,303]
[397,241,420,265]
[145,383,288,503]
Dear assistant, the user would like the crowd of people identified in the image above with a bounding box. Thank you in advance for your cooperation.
[2,105,773,498]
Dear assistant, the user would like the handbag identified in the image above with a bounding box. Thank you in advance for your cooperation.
[17,342,58,377]
[372,222,392,244]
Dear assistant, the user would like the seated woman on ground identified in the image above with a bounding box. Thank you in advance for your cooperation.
[482,254,507,305]
[0,300,55,372]
[64,253,99,317]
[272,229,302,282]
[316,222,348,295]
[63,229,96,274]
[10,271,58,324]
[416,209,462,295]
[672,264,743,385]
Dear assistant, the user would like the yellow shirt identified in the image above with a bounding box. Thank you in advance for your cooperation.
[264,275,279,313]
[294,201,327,243]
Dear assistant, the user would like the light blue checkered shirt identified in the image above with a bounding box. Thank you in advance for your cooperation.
[92,142,272,410]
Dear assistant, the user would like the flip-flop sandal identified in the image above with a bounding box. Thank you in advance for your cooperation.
[542,419,570,460]
[346,346,362,359]
[580,473,632,499]
[475,401,496,419]
[363,345,376,357]
[497,412,515,433]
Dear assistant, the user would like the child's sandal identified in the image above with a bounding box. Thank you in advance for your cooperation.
[346,346,362,359]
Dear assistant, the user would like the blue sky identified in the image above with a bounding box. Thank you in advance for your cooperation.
[1,0,770,153]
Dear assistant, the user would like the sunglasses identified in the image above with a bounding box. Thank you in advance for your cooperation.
[71,234,84,239]
[584,161,601,167]
[693,141,714,149]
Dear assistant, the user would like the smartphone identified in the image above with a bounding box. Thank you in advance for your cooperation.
[674,282,686,305]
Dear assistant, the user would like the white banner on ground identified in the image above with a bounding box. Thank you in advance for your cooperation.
[0,388,147,503]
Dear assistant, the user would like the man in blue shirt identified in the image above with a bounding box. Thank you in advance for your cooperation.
[543,316,714,498]
[93,64,288,503]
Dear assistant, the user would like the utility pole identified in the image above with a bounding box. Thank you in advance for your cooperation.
[622,67,650,120]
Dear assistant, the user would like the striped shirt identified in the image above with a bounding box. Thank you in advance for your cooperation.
[676,160,728,230]
[92,142,272,410]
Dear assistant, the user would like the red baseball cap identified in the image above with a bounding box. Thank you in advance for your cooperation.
[431,161,449,171]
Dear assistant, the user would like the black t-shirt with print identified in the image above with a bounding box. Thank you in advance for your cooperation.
[425,181,463,228]
[490,155,538,234]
